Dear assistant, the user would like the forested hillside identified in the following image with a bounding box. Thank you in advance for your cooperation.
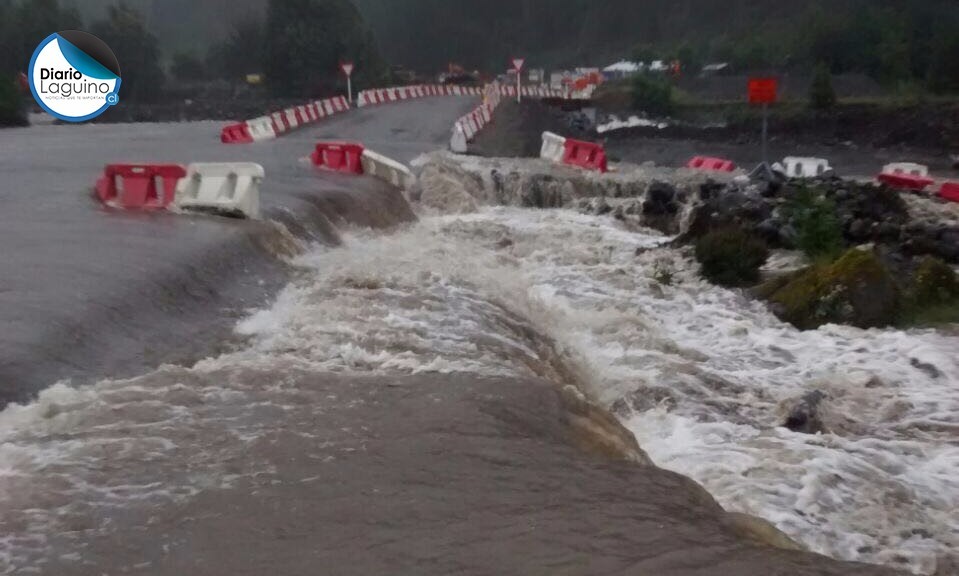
[352,0,959,90]
[4,0,959,94]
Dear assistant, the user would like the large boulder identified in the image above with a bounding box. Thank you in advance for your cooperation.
[761,248,900,330]
[641,181,681,234]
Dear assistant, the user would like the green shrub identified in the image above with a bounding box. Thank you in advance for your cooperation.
[764,248,899,330]
[897,257,959,326]
[695,228,770,287]
[910,257,959,304]
[787,187,844,261]
[631,74,675,116]
[0,78,26,127]
[809,63,837,111]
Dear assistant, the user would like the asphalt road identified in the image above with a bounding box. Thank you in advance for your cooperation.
[0,96,478,404]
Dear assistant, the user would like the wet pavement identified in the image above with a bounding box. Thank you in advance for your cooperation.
[0,97,478,403]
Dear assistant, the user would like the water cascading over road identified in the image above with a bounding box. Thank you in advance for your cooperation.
[0,97,951,575]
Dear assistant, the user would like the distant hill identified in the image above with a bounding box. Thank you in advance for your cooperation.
[350,0,959,85]
[68,0,959,90]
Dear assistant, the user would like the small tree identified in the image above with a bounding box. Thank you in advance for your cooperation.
[809,63,836,110]
[631,74,674,116]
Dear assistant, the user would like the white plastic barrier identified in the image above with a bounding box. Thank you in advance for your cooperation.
[450,123,469,153]
[883,162,929,177]
[783,157,832,178]
[247,116,277,141]
[361,150,415,190]
[541,132,567,163]
[174,163,264,219]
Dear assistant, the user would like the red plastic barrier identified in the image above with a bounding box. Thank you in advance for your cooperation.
[686,156,736,172]
[561,138,608,173]
[220,123,253,144]
[95,164,186,209]
[941,183,959,203]
[878,173,934,191]
[310,142,365,174]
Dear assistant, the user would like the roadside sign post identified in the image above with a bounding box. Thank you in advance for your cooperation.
[512,58,525,103]
[341,62,355,105]
[747,77,778,178]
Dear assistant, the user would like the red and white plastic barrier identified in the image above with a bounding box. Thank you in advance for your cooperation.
[450,83,502,153]
[358,82,589,108]
[499,85,569,99]
[221,96,350,144]
[95,163,264,219]
[562,138,608,173]
[878,163,934,191]
[539,132,608,173]
[357,84,483,107]
[687,156,737,172]
[96,164,186,209]
[309,141,415,190]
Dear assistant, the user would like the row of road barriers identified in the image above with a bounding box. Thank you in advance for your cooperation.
[358,85,483,107]
[95,143,417,221]
[221,96,351,144]
[358,83,589,109]
[450,83,502,153]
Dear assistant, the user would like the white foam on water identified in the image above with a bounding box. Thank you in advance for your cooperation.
[0,204,956,574]
[422,207,957,575]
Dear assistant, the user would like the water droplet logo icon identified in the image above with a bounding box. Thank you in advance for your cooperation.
[28,30,122,122]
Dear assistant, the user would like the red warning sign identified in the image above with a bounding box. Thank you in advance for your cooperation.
[748,77,778,104]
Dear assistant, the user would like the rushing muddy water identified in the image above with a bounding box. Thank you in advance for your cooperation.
[2,201,953,573]
[0,104,955,573]
[268,205,958,574]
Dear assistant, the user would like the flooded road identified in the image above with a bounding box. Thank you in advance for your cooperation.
[0,97,478,401]
[0,100,951,574]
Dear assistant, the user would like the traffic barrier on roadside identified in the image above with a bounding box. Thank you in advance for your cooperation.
[247,116,277,142]
[783,157,832,178]
[878,163,933,190]
[541,132,567,163]
[940,182,959,203]
[561,138,608,173]
[221,96,351,144]
[95,164,186,210]
[221,123,254,144]
[878,172,935,191]
[883,162,929,178]
[311,142,365,174]
[687,156,736,172]
[449,83,504,153]
[361,150,415,190]
[174,163,264,219]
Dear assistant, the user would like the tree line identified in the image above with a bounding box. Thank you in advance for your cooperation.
[353,0,959,93]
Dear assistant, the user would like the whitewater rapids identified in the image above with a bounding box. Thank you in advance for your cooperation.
[0,204,955,574]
